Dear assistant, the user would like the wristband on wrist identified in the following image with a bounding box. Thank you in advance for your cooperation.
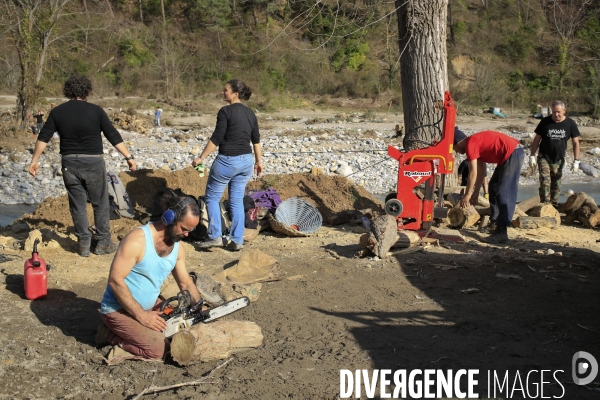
[125,155,134,160]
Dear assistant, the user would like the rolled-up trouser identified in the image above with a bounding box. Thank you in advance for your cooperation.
[205,153,254,245]
[101,300,168,359]
[61,156,111,247]
[537,156,565,203]
[489,146,525,227]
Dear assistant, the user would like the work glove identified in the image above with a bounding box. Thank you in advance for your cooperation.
[572,160,580,173]
[529,156,537,168]
[484,193,489,200]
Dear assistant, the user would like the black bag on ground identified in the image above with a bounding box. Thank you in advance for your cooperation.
[223,195,259,229]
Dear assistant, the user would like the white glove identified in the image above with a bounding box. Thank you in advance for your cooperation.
[572,160,580,173]
[529,156,537,168]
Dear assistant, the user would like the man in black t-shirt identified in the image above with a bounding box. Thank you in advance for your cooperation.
[28,75,137,257]
[530,101,580,204]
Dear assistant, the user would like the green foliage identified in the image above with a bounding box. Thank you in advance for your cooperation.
[496,31,534,62]
[191,0,232,29]
[332,41,369,72]
[453,21,468,41]
[577,16,600,56]
[119,38,154,68]
[268,68,286,92]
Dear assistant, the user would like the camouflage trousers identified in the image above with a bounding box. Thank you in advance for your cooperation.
[537,157,565,203]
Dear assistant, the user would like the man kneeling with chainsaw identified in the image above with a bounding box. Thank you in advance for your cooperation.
[99,194,202,361]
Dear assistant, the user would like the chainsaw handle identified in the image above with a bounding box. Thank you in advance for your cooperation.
[159,296,179,312]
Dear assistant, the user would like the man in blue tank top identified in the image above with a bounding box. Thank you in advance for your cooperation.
[98,196,201,362]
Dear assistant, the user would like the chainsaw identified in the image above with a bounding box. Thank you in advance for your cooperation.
[160,290,250,338]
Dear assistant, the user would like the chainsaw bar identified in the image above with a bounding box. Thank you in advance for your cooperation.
[200,296,250,323]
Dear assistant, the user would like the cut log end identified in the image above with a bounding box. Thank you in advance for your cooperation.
[170,330,195,366]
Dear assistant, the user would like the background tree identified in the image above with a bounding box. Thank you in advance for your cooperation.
[395,0,449,150]
[1,0,73,123]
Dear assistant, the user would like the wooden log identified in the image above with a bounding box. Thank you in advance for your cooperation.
[514,216,558,229]
[562,192,598,214]
[562,192,599,228]
[170,320,263,366]
[587,210,600,228]
[447,206,481,228]
[517,195,541,213]
[477,196,490,208]
[447,192,489,208]
[475,206,491,216]
[528,204,561,226]
[514,205,528,218]
[475,204,526,219]
[360,230,420,249]
[391,230,421,248]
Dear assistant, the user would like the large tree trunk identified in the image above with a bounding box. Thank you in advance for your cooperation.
[396,0,449,151]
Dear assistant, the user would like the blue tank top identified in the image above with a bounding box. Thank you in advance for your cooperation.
[100,224,180,314]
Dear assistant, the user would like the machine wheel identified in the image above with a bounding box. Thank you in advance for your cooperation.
[385,198,403,217]
[384,193,397,203]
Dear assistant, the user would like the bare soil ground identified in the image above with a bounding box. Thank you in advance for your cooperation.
[0,100,599,399]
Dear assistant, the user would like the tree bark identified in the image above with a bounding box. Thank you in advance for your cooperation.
[170,320,263,366]
[396,0,449,151]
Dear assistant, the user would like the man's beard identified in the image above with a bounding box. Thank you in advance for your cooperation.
[166,224,184,243]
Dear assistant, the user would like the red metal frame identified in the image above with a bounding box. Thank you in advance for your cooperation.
[387,91,456,230]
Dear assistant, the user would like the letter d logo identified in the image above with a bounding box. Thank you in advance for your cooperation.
[572,351,598,385]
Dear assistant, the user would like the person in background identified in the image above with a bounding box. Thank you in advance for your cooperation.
[529,100,580,205]
[454,129,524,244]
[28,75,136,257]
[35,110,45,134]
[155,107,163,127]
[192,79,262,251]
[98,194,201,363]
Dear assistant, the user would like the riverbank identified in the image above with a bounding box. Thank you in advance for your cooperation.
[1,104,600,399]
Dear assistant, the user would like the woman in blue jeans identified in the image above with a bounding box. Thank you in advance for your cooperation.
[192,79,262,250]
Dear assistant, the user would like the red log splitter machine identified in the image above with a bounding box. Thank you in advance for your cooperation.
[385,91,457,232]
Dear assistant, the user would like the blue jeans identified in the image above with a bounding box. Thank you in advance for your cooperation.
[61,156,111,246]
[489,146,524,227]
[205,154,253,244]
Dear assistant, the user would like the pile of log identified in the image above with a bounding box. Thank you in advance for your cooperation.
[561,192,600,228]
[444,190,565,231]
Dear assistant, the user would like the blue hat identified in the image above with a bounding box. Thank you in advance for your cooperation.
[454,127,467,145]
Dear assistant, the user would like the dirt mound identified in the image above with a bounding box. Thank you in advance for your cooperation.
[19,168,382,236]
[110,111,154,134]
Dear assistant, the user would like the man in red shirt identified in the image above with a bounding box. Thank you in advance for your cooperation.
[454,129,524,244]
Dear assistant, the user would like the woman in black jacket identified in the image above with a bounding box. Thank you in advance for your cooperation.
[192,79,262,250]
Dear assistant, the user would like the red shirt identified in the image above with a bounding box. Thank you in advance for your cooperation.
[465,130,519,165]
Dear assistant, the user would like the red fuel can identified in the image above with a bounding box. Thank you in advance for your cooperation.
[24,238,48,300]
